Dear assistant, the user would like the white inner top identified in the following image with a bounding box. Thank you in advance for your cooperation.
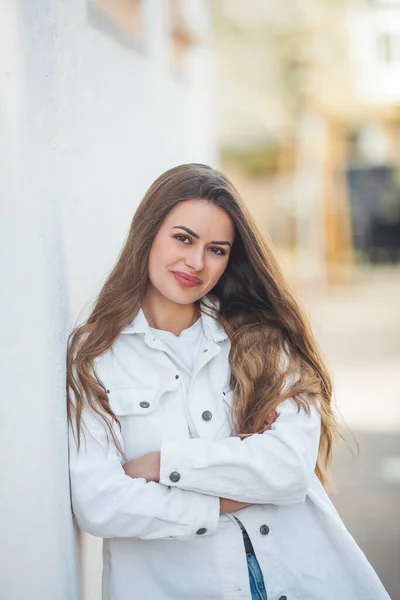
[149,316,204,439]
[149,316,203,374]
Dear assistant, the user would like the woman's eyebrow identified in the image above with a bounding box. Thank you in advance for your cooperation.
[171,225,232,248]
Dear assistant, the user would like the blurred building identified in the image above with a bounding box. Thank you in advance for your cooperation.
[213,0,400,284]
[346,1,400,265]
[1,1,216,599]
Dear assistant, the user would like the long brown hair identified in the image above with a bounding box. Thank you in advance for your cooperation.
[67,162,342,489]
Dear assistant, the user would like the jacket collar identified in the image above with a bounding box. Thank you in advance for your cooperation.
[120,295,228,343]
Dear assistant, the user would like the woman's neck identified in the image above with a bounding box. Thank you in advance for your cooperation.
[141,288,201,336]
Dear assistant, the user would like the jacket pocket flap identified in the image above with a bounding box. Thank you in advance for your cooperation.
[108,385,163,416]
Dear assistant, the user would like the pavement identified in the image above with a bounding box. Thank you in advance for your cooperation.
[294,265,400,600]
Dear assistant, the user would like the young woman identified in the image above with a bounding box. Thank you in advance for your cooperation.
[67,163,391,600]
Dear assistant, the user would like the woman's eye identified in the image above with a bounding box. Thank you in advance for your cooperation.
[210,247,226,256]
[174,235,226,256]
[174,234,190,243]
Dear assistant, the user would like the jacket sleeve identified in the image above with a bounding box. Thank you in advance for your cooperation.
[159,397,321,504]
[68,404,220,540]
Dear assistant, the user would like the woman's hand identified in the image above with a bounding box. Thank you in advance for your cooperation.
[123,451,161,482]
[219,498,250,514]
[123,453,251,514]
[238,409,279,439]
[265,409,278,429]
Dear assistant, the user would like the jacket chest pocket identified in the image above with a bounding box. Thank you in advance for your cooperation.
[108,385,169,460]
[107,382,186,458]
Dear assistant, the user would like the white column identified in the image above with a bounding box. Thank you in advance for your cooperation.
[0,1,79,599]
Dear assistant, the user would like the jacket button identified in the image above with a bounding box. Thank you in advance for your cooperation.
[260,524,270,535]
[169,471,180,483]
[202,410,213,421]
[278,596,287,600]
[196,528,207,535]
[175,374,180,379]
[139,401,150,408]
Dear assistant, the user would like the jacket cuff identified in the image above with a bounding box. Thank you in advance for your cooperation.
[160,440,193,488]
[160,440,220,539]
[180,491,220,540]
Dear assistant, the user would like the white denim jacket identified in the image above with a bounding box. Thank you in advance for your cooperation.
[68,296,391,600]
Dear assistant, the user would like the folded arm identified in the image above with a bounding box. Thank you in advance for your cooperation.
[68,406,220,541]
[159,397,321,504]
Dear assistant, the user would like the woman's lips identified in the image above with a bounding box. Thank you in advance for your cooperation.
[171,272,201,288]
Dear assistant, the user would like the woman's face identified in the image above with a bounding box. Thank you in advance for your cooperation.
[146,199,235,305]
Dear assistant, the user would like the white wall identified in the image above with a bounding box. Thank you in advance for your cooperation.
[58,0,216,322]
[0,1,216,599]
[0,1,80,599]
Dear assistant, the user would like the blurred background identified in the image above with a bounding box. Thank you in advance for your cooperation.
[1,1,399,599]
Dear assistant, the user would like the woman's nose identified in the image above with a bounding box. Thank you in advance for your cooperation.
[185,248,204,271]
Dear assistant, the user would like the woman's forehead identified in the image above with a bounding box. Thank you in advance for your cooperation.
[164,200,235,236]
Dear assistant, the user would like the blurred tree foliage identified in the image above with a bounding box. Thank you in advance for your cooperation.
[221,142,281,177]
